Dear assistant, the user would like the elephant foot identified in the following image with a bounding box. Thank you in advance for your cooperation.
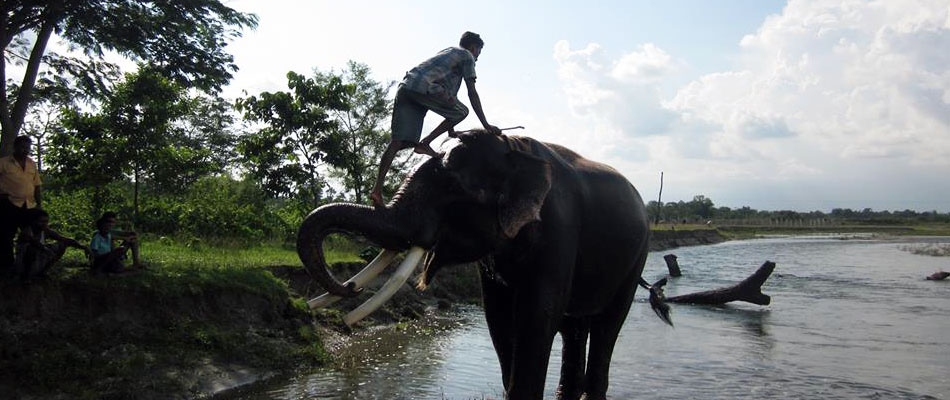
[579,393,607,400]
[555,385,583,400]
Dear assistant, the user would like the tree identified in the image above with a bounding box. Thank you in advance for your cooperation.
[108,67,190,221]
[236,71,350,207]
[689,195,715,220]
[48,108,121,213]
[1,0,257,156]
[178,95,240,172]
[317,61,403,203]
[49,67,220,223]
[19,76,74,172]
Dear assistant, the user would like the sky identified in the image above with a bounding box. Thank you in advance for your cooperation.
[78,1,950,211]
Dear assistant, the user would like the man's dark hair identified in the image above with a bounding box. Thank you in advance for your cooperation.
[14,136,31,145]
[460,31,484,49]
[96,211,118,230]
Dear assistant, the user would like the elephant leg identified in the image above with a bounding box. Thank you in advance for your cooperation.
[480,266,516,389]
[556,316,590,400]
[507,241,576,399]
[506,295,560,399]
[583,256,645,399]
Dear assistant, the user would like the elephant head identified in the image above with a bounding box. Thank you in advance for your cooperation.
[297,131,553,322]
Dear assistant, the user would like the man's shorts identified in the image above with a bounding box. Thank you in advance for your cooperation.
[391,85,469,144]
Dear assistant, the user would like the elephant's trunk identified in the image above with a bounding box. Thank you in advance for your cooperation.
[297,202,412,297]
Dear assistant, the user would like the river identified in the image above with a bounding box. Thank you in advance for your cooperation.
[234,236,950,399]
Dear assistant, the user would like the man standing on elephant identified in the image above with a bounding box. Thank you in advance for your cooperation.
[0,136,42,278]
[370,31,502,208]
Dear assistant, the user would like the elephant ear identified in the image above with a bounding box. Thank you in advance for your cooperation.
[498,150,552,239]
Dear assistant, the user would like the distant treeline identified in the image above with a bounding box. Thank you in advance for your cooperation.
[648,195,950,225]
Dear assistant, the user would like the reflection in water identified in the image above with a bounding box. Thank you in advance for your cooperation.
[236,237,950,400]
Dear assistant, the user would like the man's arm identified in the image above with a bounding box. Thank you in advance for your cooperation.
[465,77,501,135]
[112,229,138,240]
[46,228,86,250]
[34,185,42,208]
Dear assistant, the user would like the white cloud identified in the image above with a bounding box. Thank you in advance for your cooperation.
[673,0,950,167]
[553,40,679,140]
[550,0,950,210]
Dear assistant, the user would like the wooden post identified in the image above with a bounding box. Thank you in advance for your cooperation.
[654,171,664,225]
[663,254,681,277]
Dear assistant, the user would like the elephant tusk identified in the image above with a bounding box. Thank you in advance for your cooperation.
[307,249,399,309]
[343,247,426,326]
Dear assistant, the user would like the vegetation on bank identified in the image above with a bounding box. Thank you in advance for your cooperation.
[0,238,364,399]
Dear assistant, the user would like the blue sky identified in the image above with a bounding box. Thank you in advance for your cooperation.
[219,1,949,212]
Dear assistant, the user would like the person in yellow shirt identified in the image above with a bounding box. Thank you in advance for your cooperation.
[0,136,42,276]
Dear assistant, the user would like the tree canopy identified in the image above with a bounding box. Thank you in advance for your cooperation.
[1,0,257,156]
[318,61,401,203]
[236,71,350,206]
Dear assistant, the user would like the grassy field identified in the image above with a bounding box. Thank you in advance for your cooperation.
[713,223,950,237]
[648,222,950,240]
[57,233,365,272]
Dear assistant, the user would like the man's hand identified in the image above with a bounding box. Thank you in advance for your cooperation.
[485,124,502,135]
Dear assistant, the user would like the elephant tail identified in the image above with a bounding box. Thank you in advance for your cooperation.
[639,277,673,327]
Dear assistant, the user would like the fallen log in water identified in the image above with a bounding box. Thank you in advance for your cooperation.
[664,261,776,306]
[926,271,949,281]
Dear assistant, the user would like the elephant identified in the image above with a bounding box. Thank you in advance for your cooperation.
[298,130,669,400]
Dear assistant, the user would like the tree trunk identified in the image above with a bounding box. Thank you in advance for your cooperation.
[666,261,775,306]
[133,168,140,229]
[35,139,42,172]
[0,12,13,156]
[2,16,56,157]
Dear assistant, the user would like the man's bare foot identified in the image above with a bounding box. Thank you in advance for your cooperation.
[414,144,441,158]
[370,191,385,208]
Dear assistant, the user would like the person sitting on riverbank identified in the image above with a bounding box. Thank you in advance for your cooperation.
[89,211,143,274]
[14,208,90,281]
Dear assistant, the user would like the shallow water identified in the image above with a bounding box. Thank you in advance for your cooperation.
[238,236,950,399]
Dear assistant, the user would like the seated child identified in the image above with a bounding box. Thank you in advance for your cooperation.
[89,211,142,274]
[14,208,90,280]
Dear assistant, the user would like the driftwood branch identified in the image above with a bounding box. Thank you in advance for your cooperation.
[665,261,776,306]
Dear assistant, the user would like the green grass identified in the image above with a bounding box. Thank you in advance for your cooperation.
[57,234,365,271]
[650,223,717,231]
[903,224,950,236]
[48,234,368,308]
[714,224,950,237]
